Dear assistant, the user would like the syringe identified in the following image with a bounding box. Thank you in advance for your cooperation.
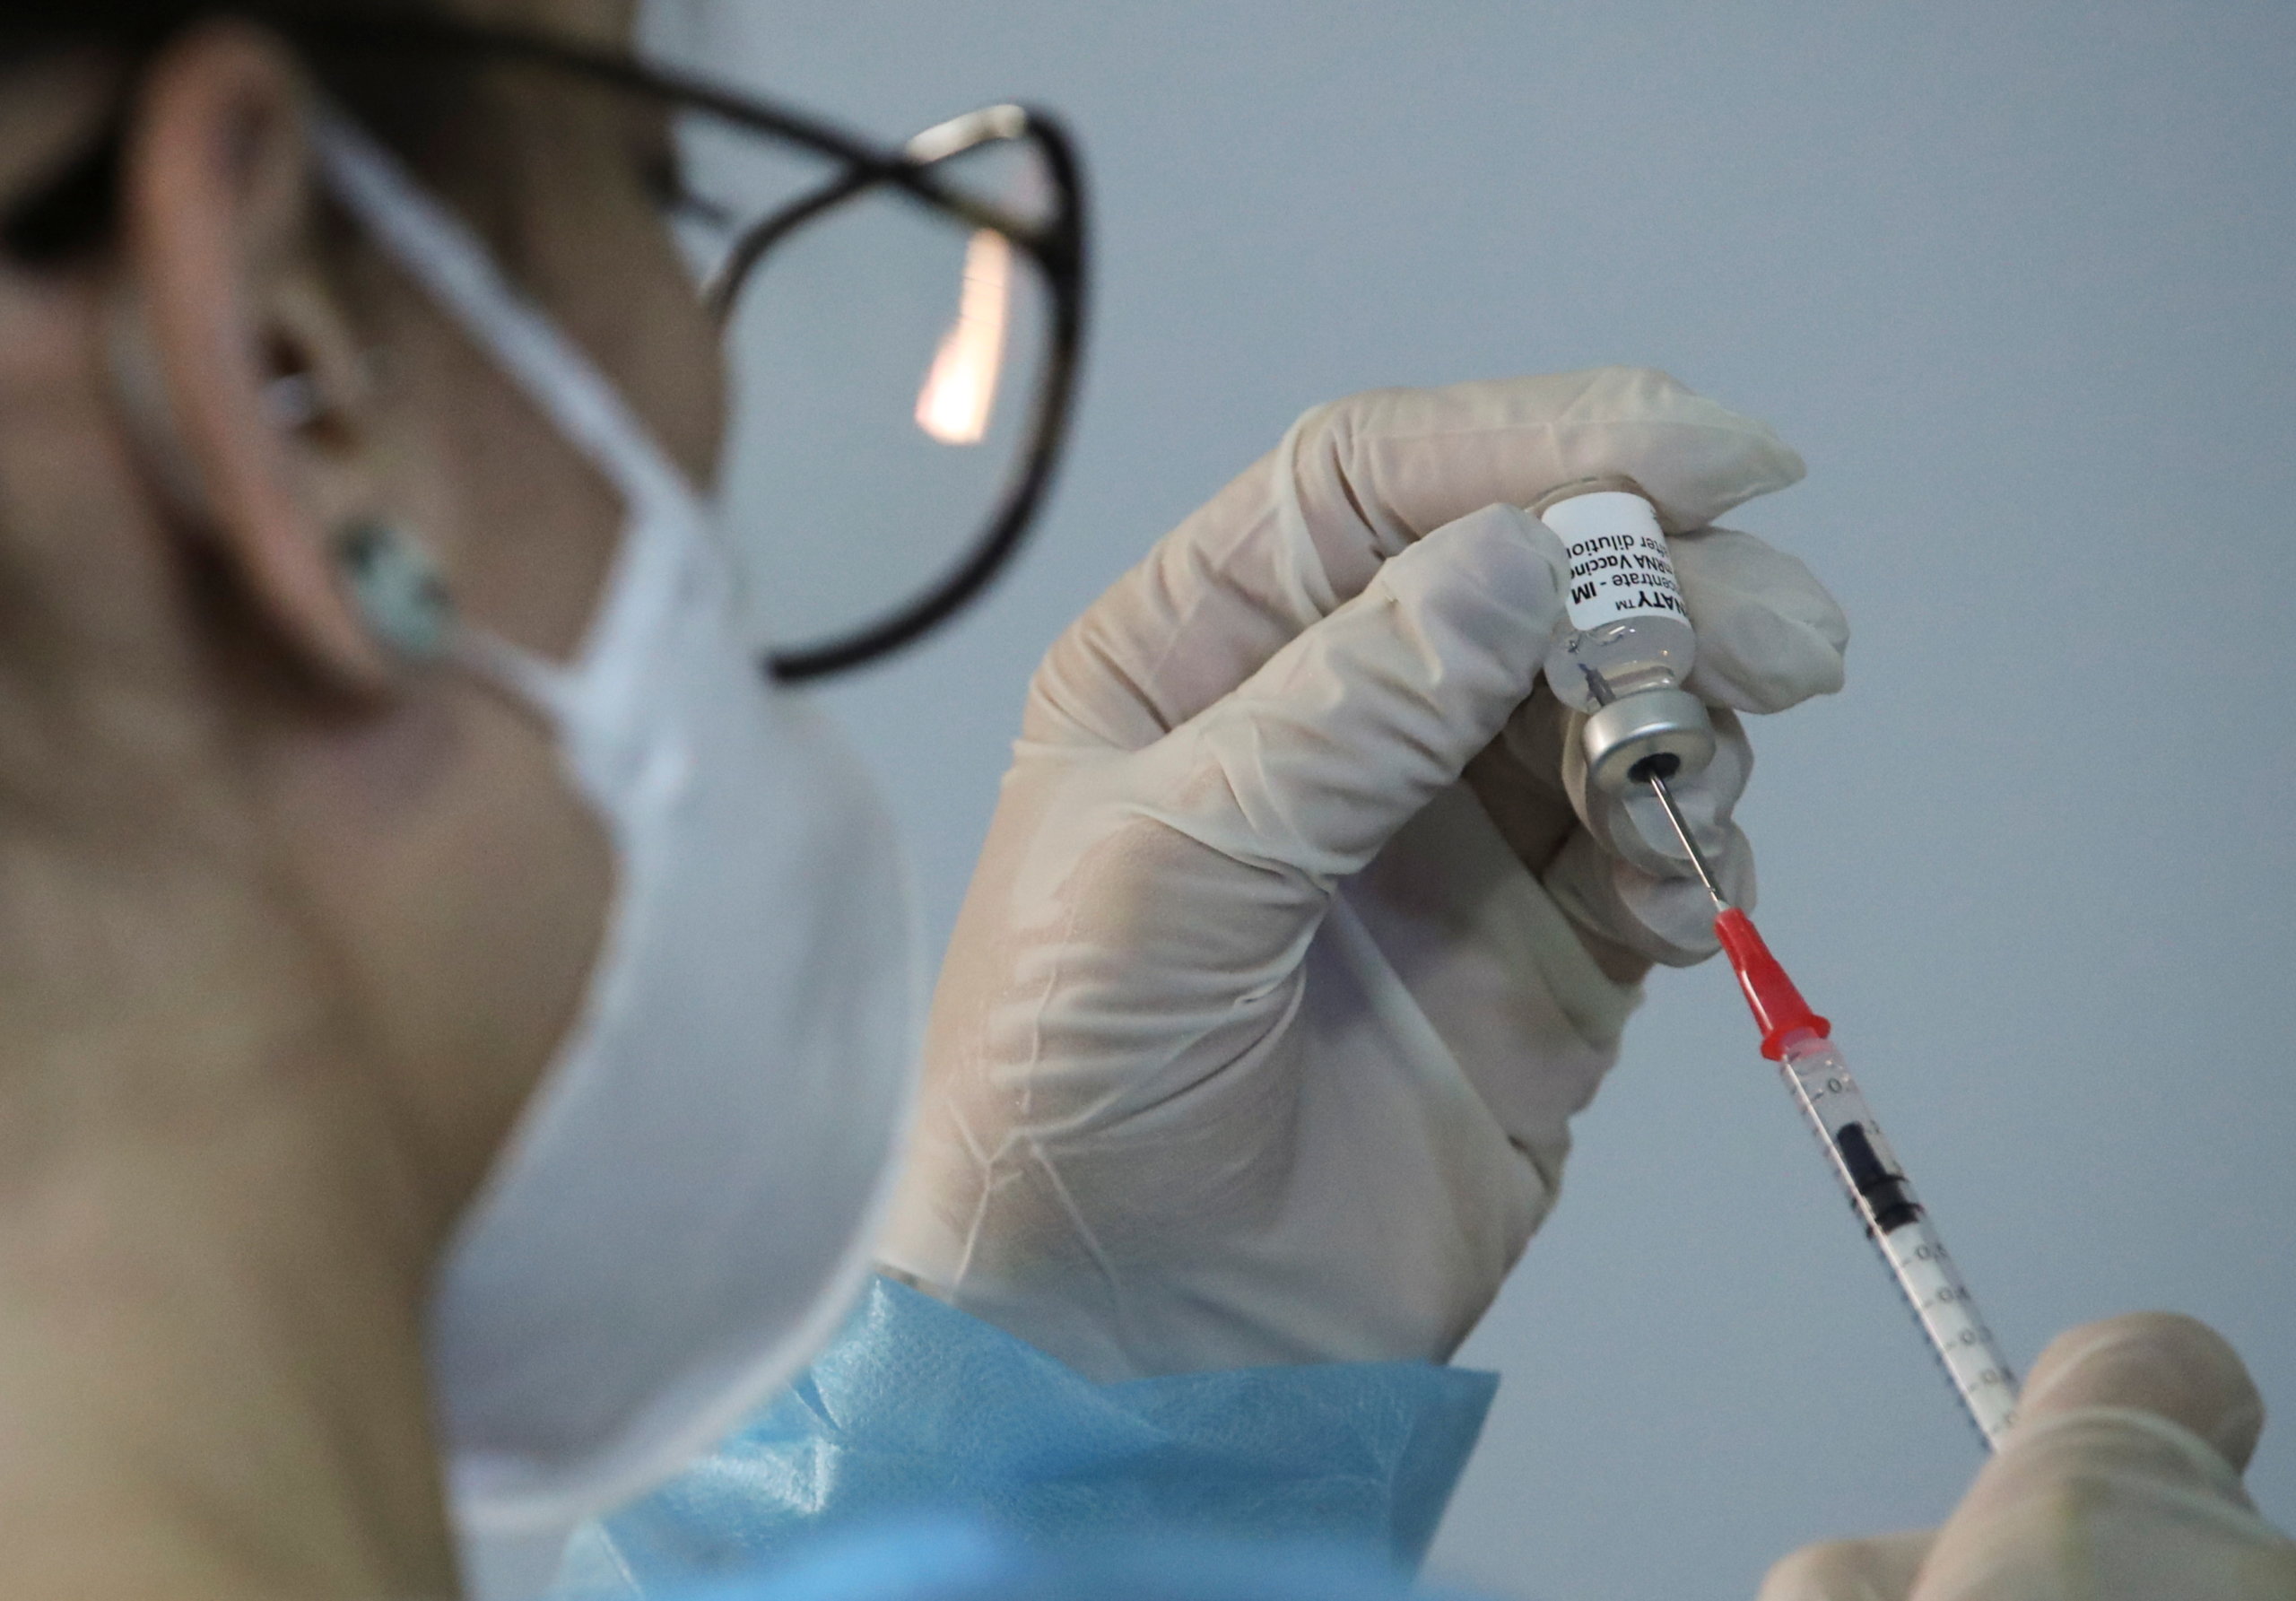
[1535,481,2016,1449]
[1636,761,2022,1450]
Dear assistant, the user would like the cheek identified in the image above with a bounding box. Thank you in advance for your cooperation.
[526,178,728,492]
[598,231,727,490]
[628,270,726,490]
[370,301,625,663]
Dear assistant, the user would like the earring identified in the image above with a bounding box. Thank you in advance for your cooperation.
[335,519,453,662]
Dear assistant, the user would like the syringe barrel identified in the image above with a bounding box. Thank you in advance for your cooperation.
[1777,1031,2021,1449]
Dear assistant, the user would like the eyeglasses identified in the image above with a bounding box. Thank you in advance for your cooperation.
[2,13,1090,683]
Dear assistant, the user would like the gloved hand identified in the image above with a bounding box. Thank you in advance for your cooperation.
[1758,1312,2296,1600]
[879,369,1848,1379]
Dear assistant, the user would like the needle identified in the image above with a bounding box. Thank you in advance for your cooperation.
[1646,770,1728,910]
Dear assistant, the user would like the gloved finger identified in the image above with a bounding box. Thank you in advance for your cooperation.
[2019,1312,2266,1472]
[1463,676,1757,883]
[1561,704,1753,880]
[1132,502,1566,892]
[1460,683,1581,880]
[1028,368,1805,752]
[1912,1313,2296,1601]
[1672,526,1850,714]
[1293,368,1805,541]
[1542,817,1754,967]
[1475,698,1753,965]
[1756,1529,1936,1601]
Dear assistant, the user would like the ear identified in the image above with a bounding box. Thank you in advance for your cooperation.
[118,20,400,691]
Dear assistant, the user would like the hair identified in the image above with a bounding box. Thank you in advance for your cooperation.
[0,2,471,266]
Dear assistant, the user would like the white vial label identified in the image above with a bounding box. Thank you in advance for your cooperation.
[1542,491,1688,632]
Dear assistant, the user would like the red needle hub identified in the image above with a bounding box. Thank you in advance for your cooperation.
[1714,909,1831,1060]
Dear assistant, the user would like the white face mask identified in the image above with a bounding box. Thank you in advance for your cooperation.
[314,114,921,1576]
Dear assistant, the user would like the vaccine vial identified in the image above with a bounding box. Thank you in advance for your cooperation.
[1534,482,1716,793]
[1539,485,1694,709]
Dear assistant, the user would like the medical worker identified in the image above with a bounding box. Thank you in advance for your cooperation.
[0,1,2283,1598]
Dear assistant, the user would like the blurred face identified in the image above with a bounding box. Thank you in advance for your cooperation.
[285,6,735,1214]
[0,0,729,1231]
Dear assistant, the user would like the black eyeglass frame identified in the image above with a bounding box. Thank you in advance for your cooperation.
[0,12,1091,683]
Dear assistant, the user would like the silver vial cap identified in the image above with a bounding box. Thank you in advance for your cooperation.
[1580,685,1716,794]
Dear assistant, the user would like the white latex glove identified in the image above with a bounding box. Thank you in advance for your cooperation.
[1760,1313,2296,1601]
[880,369,1848,1379]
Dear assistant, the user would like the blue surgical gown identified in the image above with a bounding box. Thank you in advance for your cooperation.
[553,1276,1499,1601]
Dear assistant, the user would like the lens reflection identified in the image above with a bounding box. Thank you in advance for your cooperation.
[916,230,1013,447]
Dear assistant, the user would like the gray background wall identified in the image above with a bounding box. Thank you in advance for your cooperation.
[653,4,2295,1596]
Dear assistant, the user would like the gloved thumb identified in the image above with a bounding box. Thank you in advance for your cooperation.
[2016,1310,2264,1471]
[1132,501,1565,894]
[1908,1312,2293,1601]
[1755,1315,2285,1601]
[1756,1529,1936,1601]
